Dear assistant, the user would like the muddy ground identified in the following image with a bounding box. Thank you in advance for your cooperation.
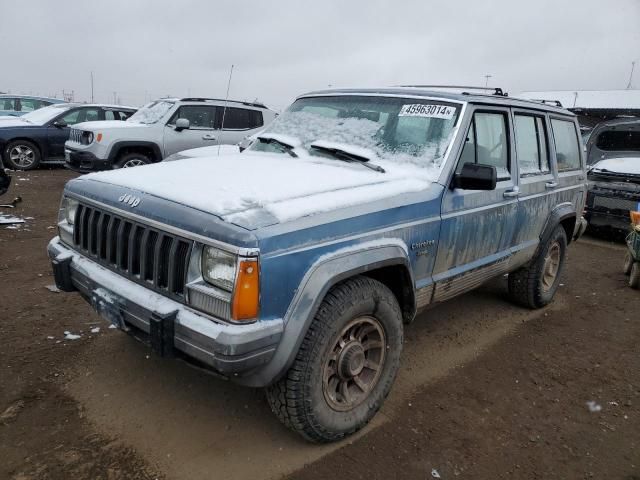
[0,168,638,480]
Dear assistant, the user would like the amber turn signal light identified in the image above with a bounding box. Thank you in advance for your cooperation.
[231,259,260,321]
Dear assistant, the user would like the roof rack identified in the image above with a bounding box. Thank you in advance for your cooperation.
[397,85,508,97]
[179,97,268,109]
[528,98,564,107]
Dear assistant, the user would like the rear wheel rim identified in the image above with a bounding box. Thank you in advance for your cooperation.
[542,241,561,292]
[9,145,35,168]
[122,158,145,168]
[322,316,386,412]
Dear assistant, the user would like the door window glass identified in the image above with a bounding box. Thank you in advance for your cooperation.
[60,109,81,124]
[551,119,581,171]
[515,114,550,174]
[168,106,216,129]
[1,98,16,111]
[83,108,100,122]
[458,112,510,179]
[219,107,263,130]
[19,99,40,112]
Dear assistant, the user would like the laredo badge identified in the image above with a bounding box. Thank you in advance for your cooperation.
[399,104,456,119]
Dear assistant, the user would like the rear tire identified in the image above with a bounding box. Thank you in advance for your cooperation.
[508,225,567,309]
[115,152,151,169]
[629,263,640,289]
[3,140,41,170]
[265,276,403,443]
[624,252,634,275]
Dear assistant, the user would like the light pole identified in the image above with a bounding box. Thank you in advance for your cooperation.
[484,74,492,88]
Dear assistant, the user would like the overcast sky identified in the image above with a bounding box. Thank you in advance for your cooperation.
[1,0,639,110]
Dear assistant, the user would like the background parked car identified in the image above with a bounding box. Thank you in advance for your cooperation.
[64,98,276,170]
[0,94,65,117]
[584,119,640,232]
[0,103,136,170]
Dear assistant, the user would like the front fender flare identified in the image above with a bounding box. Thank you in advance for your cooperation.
[238,242,413,387]
[107,141,163,163]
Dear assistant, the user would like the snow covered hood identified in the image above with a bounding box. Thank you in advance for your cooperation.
[173,144,240,158]
[590,157,640,176]
[82,151,436,228]
[72,120,149,130]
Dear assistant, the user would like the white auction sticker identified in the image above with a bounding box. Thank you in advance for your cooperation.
[399,104,456,119]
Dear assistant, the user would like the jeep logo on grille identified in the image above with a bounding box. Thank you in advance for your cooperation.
[118,194,141,208]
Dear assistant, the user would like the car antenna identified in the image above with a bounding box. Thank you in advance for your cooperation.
[217,64,234,156]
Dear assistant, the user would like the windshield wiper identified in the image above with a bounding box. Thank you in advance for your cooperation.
[309,142,385,173]
[257,136,298,157]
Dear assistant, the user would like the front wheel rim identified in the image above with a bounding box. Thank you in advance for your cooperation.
[9,145,35,168]
[542,241,561,292]
[322,316,386,412]
[122,159,146,168]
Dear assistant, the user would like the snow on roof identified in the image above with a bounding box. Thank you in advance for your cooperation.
[517,90,640,110]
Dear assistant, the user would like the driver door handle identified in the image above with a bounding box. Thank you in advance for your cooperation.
[202,134,216,141]
[503,186,520,198]
[545,181,558,189]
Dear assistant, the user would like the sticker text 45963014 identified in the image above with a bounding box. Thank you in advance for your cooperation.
[399,104,456,119]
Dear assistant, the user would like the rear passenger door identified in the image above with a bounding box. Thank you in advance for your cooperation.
[549,116,587,224]
[163,105,218,157]
[433,107,519,299]
[214,106,264,145]
[510,110,556,259]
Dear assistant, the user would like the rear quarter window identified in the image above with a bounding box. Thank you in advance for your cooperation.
[219,107,263,130]
[551,118,581,171]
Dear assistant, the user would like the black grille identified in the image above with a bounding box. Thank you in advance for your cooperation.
[73,204,193,297]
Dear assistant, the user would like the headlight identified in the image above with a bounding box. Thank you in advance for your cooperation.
[63,197,79,225]
[81,131,94,145]
[201,246,237,291]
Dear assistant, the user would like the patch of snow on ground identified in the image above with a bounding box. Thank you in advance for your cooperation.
[64,331,81,340]
[586,400,602,412]
[90,327,100,334]
[45,285,60,293]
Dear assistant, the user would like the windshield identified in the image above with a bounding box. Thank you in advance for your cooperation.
[250,95,461,173]
[20,104,73,125]
[127,100,175,124]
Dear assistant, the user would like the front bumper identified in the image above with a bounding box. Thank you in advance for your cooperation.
[64,147,112,173]
[47,236,283,378]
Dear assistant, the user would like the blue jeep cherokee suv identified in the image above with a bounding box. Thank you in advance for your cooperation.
[48,87,587,442]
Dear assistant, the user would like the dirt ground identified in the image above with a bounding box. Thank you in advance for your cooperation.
[1,168,638,480]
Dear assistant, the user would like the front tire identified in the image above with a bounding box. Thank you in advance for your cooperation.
[508,225,568,309]
[4,140,41,170]
[266,276,403,443]
[115,152,151,169]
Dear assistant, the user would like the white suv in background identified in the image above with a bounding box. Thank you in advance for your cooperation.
[64,98,277,171]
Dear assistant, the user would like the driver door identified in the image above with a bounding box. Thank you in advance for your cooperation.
[163,105,218,157]
[47,107,101,158]
[432,107,519,301]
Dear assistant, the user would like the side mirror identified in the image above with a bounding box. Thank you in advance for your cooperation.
[453,163,497,190]
[175,118,190,131]
[53,120,67,128]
